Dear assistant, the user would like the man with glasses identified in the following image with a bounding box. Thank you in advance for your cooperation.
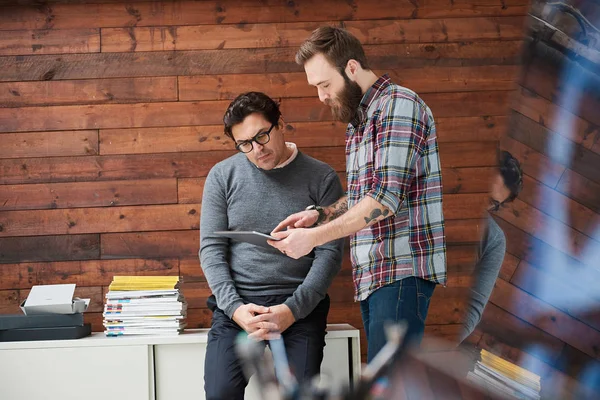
[458,150,523,343]
[199,91,344,400]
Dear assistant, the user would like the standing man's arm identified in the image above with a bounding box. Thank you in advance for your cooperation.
[270,97,428,259]
[272,195,349,231]
[200,168,271,333]
[321,195,349,224]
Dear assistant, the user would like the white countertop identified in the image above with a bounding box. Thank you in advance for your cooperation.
[0,323,358,350]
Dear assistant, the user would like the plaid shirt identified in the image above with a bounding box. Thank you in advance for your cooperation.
[346,74,447,301]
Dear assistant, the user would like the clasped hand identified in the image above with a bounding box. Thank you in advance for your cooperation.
[232,303,295,341]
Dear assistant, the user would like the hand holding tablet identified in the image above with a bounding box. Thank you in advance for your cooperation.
[214,231,280,249]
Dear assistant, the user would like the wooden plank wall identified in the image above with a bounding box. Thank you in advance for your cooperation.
[468,1,600,397]
[0,0,530,374]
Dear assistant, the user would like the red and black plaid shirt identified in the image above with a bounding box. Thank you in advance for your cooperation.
[346,75,447,301]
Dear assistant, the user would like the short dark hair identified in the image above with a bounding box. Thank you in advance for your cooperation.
[223,92,281,140]
[295,26,370,73]
[499,150,523,203]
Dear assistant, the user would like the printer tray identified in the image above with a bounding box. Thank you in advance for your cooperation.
[0,323,92,342]
[0,313,84,331]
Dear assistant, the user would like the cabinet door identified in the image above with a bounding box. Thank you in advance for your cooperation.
[320,337,352,387]
[154,343,207,400]
[154,337,352,400]
[0,345,153,400]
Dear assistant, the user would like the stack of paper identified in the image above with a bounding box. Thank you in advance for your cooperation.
[103,276,187,337]
[467,349,541,399]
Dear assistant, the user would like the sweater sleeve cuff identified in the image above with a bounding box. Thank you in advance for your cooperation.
[283,298,303,321]
[224,300,245,319]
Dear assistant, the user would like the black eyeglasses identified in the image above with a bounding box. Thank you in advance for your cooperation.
[235,124,275,153]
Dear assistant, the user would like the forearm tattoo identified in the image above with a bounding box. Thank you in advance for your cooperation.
[323,198,348,224]
[364,208,390,225]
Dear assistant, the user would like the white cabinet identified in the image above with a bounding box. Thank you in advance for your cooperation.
[0,324,360,400]
[0,345,154,400]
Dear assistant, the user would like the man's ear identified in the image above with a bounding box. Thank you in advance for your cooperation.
[278,116,286,131]
[345,59,360,80]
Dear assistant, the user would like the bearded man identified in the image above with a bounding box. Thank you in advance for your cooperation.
[270,26,447,361]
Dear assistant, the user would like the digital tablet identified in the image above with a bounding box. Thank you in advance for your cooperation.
[214,231,280,249]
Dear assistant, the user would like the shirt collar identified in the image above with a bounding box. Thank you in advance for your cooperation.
[273,142,298,169]
[350,74,392,128]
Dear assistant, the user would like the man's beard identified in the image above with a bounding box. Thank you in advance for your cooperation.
[326,74,364,124]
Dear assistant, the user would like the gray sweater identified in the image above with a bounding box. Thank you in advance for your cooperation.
[459,214,506,342]
[199,151,344,321]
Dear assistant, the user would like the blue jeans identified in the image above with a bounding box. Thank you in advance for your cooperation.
[360,277,436,362]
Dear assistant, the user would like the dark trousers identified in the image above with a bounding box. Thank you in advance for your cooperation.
[204,294,330,400]
[360,277,436,362]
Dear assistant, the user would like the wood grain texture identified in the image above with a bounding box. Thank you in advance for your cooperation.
[493,216,600,295]
[176,167,495,205]
[490,278,600,360]
[0,204,200,237]
[509,110,600,184]
[0,151,236,185]
[518,175,600,242]
[0,77,177,107]
[0,258,178,290]
[179,244,480,283]
[0,289,20,313]
[427,287,470,325]
[100,17,525,52]
[0,101,230,133]
[0,179,178,211]
[0,28,99,55]
[445,219,486,244]
[0,234,99,263]
[99,123,343,155]
[422,324,482,351]
[100,230,198,259]
[98,116,506,155]
[0,1,529,31]
[499,252,520,281]
[0,92,510,133]
[179,68,519,100]
[519,58,600,154]
[0,41,523,82]
[517,70,600,155]
[510,260,600,333]
[184,308,214,329]
[556,168,600,214]
[0,130,98,158]
[443,194,489,220]
[513,86,597,148]
[0,143,495,185]
[441,167,496,194]
[555,343,600,385]
[495,198,599,266]
[97,219,484,261]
